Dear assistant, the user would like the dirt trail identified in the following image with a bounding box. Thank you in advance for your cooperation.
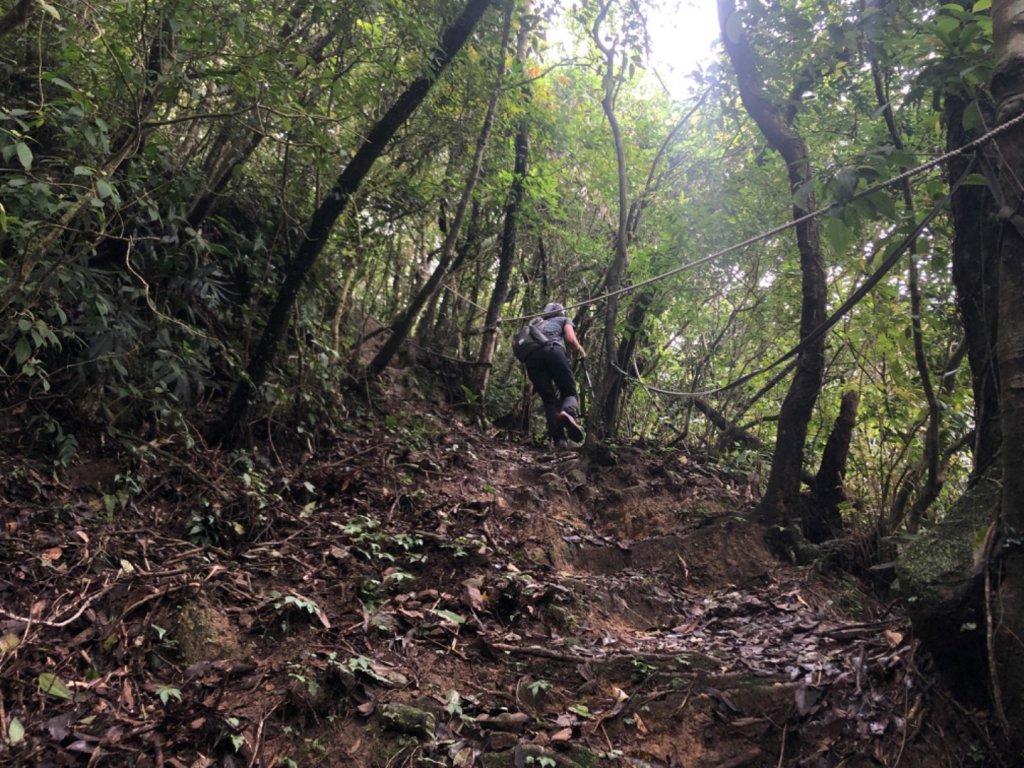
[0,398,980,767]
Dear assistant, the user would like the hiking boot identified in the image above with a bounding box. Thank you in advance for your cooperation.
[554,438,570,450]
[558,411,584,442]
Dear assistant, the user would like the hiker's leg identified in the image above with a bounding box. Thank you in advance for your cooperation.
[548,347,578,415]
[545,347,583,442]
[526,361,563,441]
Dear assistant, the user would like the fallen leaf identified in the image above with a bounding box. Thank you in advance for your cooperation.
[463,585,485,611]
[633,711,649,735]
[42,547,62,562]
[8,717,24,745]
[38,672,74,700]
[550,727,573,742]
[884,629,904,648]
[430,609,466,625]
[45,712,75,741]
[0,633,20,655]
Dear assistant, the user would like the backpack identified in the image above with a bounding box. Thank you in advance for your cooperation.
[512,318,550,362]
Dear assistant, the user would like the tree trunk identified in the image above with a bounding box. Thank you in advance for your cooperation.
[718,0,827,525]
[587,0,631,441]
[0,0,36,38]
[367,6,510,379]
[946,93,1002,476]
[803,390,859,543]
[991,0,1024,751]
[472,4,532,397]
[211,0,492,443]
[600,290,650,434]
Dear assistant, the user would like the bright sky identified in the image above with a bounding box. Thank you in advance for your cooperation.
[646,1,722,98]
[544,0,721,100]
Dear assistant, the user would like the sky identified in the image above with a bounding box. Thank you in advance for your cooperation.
[543,0,722,100]
[646,1,722,98]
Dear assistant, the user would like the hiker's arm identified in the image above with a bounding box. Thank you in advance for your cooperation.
[565,324,585,358]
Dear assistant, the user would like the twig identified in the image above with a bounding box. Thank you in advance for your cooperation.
[0,587,109,628]
[672,681,695,718]
[247,703,279,768]
[892,685,909,767]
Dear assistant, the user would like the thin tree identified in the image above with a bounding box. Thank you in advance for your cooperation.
[471,0,535,397]
[211,0,493,443]
[587,0,633,441]
[717,0,827,526]
[366,4,512,379]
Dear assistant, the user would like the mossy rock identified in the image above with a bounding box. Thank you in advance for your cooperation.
[174,599,243,664]
[380,702,437,740]
[895,471,999,688]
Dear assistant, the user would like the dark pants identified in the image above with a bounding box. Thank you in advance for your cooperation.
[525,344,578,442]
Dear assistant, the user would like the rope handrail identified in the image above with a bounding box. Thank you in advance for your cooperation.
[488,109,1024,330]
[606,155,976,399]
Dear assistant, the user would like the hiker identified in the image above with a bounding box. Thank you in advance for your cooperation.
[521,302,586,449]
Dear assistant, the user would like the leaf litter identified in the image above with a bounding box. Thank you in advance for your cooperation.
[0,394,994,766]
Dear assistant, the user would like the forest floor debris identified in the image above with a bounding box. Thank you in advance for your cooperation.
[0,394,995,766]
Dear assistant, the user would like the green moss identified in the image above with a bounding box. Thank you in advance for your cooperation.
[896,474,999,608]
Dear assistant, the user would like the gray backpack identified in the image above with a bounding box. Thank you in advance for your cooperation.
[512,318,550,362]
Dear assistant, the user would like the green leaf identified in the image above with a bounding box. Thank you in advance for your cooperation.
[429,609,466,625]
[823,216,853,256]
[74,166,94,176]
[39,1,61,19]
[14,337,32,366]
[95,179,113,199]
[973,0,991,11]
[8,717,25,745]
[867,190,898,220]
[962,101,983,132]
[15,142,32,170]
[38,672,74,700]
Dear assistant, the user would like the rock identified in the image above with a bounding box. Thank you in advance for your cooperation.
[476,711,529,732]
[895,471,999,693]
[380,702,436,740]
[174,599,242,664]
[487,732,518,750]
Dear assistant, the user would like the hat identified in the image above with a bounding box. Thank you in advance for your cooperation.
[542,302,565,318]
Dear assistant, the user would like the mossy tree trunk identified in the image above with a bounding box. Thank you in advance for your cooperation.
[990,0,1024,752]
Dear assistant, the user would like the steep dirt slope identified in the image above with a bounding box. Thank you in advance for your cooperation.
[0,394,988,767]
